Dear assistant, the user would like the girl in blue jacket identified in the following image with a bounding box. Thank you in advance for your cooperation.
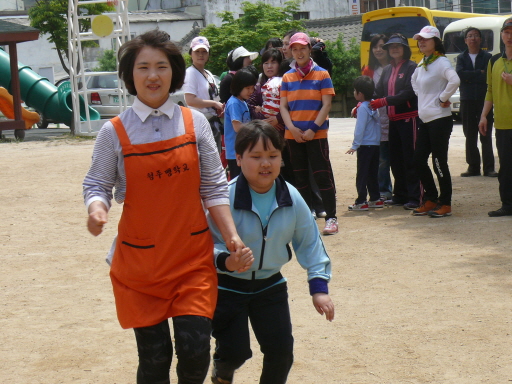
[207,120,334,384]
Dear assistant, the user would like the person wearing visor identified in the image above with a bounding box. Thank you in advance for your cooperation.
[183,36,224,153]
[219,46,259,104]
[456,27,497,178]
[479,17,512,217]
[411,26,460,218]
[372,33,421,210]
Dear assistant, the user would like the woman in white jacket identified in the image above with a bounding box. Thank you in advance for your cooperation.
[411,26,460,218]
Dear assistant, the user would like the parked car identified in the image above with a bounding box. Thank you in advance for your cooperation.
[450,88,460,121]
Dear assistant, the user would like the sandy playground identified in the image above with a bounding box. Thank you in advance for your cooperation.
[1,118,512,383]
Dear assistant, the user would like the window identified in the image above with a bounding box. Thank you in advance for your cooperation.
[293,12,310,20]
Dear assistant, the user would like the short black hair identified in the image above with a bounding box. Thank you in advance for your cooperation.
[464,27,481,39]
[279,58,292,76]
[265,37,283,51]
[118,29,185,96]
[235,120,285,155]
[230,68,257,96]
[283,29,299,39]
[353,75,375,101]
[260,48,284,84]
[433,37,446,55]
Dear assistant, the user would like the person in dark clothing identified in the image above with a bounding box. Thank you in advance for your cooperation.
[456,27,497,177]
[310,37,333,75]
[372,33,421,210]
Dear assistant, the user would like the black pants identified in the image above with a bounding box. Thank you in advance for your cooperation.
[133,315,212,384]
[355,145,380,204]
[461,100,495,173]
[287,138,337,219]
[389,118,421,204]
[495,129,512,210]
[413,116,453,206]
[212,283,294,384]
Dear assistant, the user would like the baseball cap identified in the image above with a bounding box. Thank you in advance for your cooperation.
[383,34,409,49]
[232,46,259,62]
[502,17,512,31]
[289,32,310,46]
[413,26,441,40]
[190,36,210,52]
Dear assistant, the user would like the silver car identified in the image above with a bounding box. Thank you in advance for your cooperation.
[450,88,460,121]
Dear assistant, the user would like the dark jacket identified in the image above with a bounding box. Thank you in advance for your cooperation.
[456,49,491,101]
[375,59,418,121]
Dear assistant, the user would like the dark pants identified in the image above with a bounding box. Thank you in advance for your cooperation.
[212,283,294,384]
[378,140,392,197]
[414,116,453,206]
[133,316,212,384]
[461,100,495,173]
[355,145,380,204]
[287,138,337,219]
[495,129,512,210]
[227,159,241,180]
[389,118,421,204]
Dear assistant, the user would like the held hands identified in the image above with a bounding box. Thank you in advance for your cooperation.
[370,98,387,110]
[346,148,356,155]
[351,101,362,118]
[302,129,315,141]
[312,293,335,322]
[225,247,254,273]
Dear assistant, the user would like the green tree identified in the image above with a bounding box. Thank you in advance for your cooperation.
[28,0,113,74]
[93,49,117,72]
[202,0,304,74]
[325,34,361,116]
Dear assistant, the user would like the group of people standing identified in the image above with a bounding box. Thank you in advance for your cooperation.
[352,19,512,219]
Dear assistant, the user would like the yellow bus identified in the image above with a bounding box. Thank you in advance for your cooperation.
[361,7,500,68]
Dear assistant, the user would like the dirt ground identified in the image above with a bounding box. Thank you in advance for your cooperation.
[1,119,512,384]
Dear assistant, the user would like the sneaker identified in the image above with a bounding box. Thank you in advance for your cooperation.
[403,202,419,210]
[348,202,369,211]
[428,204,452,217]
[316,210,327,218]
[368,200,384,208]
[488,207,512,217]
[323,218,339,235]
[412,200,437,216]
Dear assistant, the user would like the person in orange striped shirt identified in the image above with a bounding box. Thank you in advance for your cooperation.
[280,32,338,235]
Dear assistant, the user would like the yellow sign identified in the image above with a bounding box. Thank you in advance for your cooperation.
[91,15,114,38]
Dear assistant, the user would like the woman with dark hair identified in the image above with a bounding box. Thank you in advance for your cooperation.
[224,68,258,178]
[372,33,421,210]
[183,36,223,152]
[362,34,392,199]
[83,29,247,383]
[411,26,460,217]
[219,46,259,103]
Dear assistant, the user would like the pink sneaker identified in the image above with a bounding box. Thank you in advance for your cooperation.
[322,218,338,235]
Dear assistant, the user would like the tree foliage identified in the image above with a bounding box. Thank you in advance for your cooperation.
[28,0,113,74]
[325,34,361,98]
[93,49,117,72]
[201,0,304,74]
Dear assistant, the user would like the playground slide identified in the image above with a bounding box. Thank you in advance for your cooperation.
[0,87,40,129]
[0,49,100,126]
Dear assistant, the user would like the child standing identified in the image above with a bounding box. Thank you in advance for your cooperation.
[207,120,334,384]
[346,76,383,211]
[224,68,257,179]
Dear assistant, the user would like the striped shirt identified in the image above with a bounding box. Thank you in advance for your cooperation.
[281,62,335,140]
[83,97,229,212]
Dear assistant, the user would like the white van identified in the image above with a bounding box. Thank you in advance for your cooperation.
[442,16,508,118]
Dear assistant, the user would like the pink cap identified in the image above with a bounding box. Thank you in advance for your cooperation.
[191,36,210,52]
[413,26,441,40]
[289,32,310,46]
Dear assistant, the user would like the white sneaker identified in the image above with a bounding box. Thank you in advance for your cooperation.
[348,202,369,211]
[316,210,327,218]
[322,218,338,235]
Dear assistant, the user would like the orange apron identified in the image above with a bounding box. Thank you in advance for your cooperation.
[109,107,217,329]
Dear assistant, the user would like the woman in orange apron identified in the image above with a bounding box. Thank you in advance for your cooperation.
[83,30,245,384]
